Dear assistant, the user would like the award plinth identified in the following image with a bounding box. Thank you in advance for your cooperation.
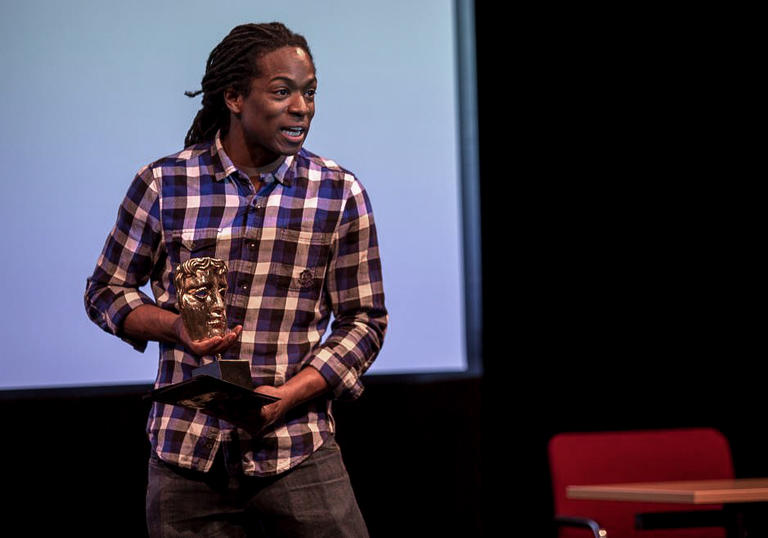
[192,359,253,389]
[145,257,279,428]
[146,372,278,429]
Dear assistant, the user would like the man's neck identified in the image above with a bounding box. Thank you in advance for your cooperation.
[221,127,278,168]
[240,156,282,172]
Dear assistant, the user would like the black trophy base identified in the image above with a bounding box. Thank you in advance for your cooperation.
[192,359,254,389]
[146,361,277,429]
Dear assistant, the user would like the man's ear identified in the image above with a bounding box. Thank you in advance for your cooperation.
[223,87,243,114]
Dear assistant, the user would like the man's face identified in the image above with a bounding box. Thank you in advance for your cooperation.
[225,46,317,165]
[177,269,228,341]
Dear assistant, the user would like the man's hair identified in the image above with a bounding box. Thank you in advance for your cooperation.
[174,257,227,296]
[183,22,314,148]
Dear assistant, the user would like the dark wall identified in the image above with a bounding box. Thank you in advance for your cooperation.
[475,4,761,536]
[1,376,482,537]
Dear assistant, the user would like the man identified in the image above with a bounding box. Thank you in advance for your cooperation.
[85,22,387,537]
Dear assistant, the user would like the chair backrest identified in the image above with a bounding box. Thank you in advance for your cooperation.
[548,428,734,538]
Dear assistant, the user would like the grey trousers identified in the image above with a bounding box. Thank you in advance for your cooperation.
[146,436,369,538]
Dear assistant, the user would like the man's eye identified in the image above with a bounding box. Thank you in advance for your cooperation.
[219,286,227,294]
[194,290,208,299]
[275,89,290,96]
[305,89,316,98]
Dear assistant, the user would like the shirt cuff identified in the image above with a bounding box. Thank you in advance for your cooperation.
[107,290,156,352]
[304,348,364,401]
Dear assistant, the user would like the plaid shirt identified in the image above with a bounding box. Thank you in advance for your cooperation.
[85,130,387,476]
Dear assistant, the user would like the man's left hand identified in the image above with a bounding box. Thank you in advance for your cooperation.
[242,367,329,435]
[250,384,288,434]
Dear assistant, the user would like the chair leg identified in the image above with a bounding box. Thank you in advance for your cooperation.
[554,515,606,538]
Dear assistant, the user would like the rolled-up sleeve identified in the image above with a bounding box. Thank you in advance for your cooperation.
[304,179,388,400]
[84,165,161,352]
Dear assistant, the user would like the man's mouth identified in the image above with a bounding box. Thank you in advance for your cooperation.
[281,127,306,138]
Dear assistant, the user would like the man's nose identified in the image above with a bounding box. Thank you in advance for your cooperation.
[288,93,310,116]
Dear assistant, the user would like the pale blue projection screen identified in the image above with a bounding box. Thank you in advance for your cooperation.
[0,0,466,389]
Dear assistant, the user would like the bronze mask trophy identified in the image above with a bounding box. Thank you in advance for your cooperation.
[175,257,252,388]
[147,257,278,426]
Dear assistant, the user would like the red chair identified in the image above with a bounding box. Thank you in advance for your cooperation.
[548,428,734,538]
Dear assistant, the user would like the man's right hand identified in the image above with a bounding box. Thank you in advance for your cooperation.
[123,304,242,358]
[171,315,242,356]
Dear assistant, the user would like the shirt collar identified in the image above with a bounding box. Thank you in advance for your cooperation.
[212,129,295,187]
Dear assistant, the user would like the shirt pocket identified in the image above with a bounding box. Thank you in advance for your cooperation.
[267,228,333,297]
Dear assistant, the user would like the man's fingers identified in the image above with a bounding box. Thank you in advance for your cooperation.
[203,327,242,355]
[210,340,231,355]
[184,326,242,355]
[187,335,223,354]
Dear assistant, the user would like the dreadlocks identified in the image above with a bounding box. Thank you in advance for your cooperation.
[184,22,314,148]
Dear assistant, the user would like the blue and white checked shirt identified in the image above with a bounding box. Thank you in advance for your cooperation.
[85,130,387,476]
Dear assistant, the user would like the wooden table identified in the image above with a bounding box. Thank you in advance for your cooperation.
[567,479,768,538]
[568,478,768,504]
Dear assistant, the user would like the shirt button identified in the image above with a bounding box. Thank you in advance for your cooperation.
[239,281,249,291]
[248,241,257,250]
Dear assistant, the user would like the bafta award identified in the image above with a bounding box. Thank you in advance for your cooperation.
[176,257,253,388]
